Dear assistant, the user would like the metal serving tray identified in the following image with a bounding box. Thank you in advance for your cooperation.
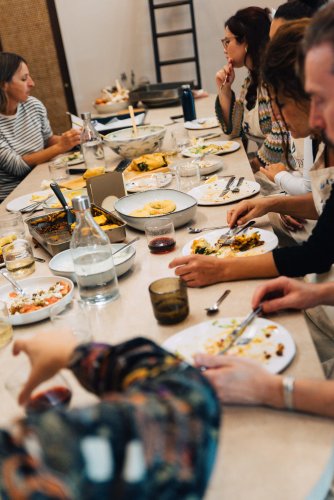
[129,81,194,108]
[26,205,126,257]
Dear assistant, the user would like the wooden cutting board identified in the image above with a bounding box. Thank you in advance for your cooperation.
[58,177,86,190]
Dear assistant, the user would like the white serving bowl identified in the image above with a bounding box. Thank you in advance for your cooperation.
[93,100,129,114]
[114,189,197,231]
[104,125,166,159]
[170,155,224,176]
[1,276,74,326]
[49,244,136,282]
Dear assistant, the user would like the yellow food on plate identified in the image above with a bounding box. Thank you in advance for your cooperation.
[93,214,108,226]
[100,224,119,231]
[129,153,169,172]
[204,175,218,184]
[83,166,106,179]
[30,193,50,202]
[191,232,264,257]
[130,199,176,217]
[0,234,17,256]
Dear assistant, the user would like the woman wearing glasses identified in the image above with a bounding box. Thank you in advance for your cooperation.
[215,7,293,173]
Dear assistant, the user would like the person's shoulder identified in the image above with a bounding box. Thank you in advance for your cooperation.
[23,96,47,113]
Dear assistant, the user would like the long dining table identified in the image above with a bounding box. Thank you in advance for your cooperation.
[1,95,334,500]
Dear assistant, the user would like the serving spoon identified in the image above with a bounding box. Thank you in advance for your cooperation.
[0,269,28,297]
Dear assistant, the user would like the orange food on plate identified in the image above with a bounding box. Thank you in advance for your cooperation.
[7,280,70,315]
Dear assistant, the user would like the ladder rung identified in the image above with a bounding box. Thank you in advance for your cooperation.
[159,57,196,66]
[153,1,191,9]
[157,28,193,38]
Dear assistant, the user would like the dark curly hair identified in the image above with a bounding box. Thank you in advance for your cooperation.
[225,7,271,110]
[0,52,27,113]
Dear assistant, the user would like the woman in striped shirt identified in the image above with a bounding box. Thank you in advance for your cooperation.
[0,52,80,202]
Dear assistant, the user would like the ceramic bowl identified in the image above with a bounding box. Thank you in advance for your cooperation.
[93,100,128,114]
[104,125,166,159]
[114,188,197,231]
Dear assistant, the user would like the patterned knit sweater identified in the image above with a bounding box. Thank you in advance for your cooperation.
[215,76,295,168]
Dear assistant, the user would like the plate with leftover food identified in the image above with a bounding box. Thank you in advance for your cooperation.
[184,117,219,130]
[0,276,74,325]
[62,152,84,166]
[125,172,173,192]
[163,316,296,374]
[183,227,278,258]
[43,188,87,209]
[188,178,260,205]
[171,155,223,176]
[182,140,240,157]
[6,190,52,212]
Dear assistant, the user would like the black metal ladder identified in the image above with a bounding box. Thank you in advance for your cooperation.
[148,0,202,88]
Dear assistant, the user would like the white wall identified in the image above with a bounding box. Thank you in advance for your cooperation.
[55,0,281,114]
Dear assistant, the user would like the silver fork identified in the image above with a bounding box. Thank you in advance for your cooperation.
[187,224,229,234]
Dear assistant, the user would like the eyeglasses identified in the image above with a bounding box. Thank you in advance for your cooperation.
[221,36,237,49]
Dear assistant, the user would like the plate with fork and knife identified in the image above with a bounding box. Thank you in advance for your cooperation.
[188,176,260,206]
[182,222,278,259]
[162,315,296,374]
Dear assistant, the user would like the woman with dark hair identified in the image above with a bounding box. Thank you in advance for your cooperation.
[215,7,293,171]
[0,52,80,201]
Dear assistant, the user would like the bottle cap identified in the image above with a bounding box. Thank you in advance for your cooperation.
[181,84,191,89]
[72,195,91,211]
[80,112,91,120]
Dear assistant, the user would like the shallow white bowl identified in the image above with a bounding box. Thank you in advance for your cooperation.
[49,244,136,282]
[114,188,197,231]
[93,100,128,114]
[104,125,166,159]
[170,155,224,176]
[1,276,74,326]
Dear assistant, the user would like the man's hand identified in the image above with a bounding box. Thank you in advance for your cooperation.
[57,129,81,153]
[13,330,77,405]
[169,255,227,287]
[227,198,270,227]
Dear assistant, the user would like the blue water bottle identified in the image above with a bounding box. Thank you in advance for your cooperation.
[181,84,196,122]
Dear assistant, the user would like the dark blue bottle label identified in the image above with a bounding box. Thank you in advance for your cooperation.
[181,89,196,122]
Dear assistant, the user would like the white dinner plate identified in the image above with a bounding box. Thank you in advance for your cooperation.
[6,190,52,212]
[125,173,173,193]
[62,152,84,166]
[184,117,219,130]
[163,316,296,374]
[170,155,223,176]
[49,244,136,281]
[1,276,74,326]
[188,178,260,205]
[182,140,240,158]
[43,188,87,209]
[182,227,278,258]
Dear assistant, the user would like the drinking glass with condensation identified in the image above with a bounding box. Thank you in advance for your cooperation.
[0,211,25,239]
[2,239,35,278]
[149,277,189,325]
[6,358,72,415]
[49,159,69,182]
[145,217,176,254]
[0,301,13,349]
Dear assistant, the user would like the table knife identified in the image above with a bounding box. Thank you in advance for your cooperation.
[219,175,235,197]
[218,305,263,355]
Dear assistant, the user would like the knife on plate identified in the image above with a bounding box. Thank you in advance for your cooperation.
[218,305,263,355]
[219,176,235,197]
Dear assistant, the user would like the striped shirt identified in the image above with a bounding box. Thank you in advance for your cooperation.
[0,96,52,202]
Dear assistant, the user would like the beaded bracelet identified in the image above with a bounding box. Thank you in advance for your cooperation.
[282,375,295,410]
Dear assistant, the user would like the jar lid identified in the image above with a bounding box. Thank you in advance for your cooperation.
[72,195,91,211]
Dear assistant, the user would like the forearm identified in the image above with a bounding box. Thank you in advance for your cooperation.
[267,193,317,219]
[218,89,233,126]
[219,253,279,281]
[22,142,64,167]
[264,376,334,418]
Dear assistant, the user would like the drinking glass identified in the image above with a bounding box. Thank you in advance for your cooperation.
[0,211,25,239]
[50,299,94,343]
[49,158,70,182]
[176,161,200,192]
[2,238,35,278]
[6,358,72,414]
[149,277,189,325]
[145,217,176,254]
[170,123,190,153]
[0,300,13,349]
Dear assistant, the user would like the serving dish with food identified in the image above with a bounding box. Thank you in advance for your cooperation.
[94,86,129,114]
[183,227,278,259]
[114,188,197,231]
[182,140,240,158]
[26,205,126,256]
[188,178,260,205]
[49,243,136,282]
[104,125,166,159]
[163,316,296,374]
[1,276,74,326]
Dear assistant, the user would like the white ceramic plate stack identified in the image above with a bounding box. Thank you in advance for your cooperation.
[163,317,296,374]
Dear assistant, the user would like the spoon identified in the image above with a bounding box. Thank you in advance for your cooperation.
[50,182,76,227]
[205,289,231,315]
[112,237,140,257]
[0,269,28,297]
